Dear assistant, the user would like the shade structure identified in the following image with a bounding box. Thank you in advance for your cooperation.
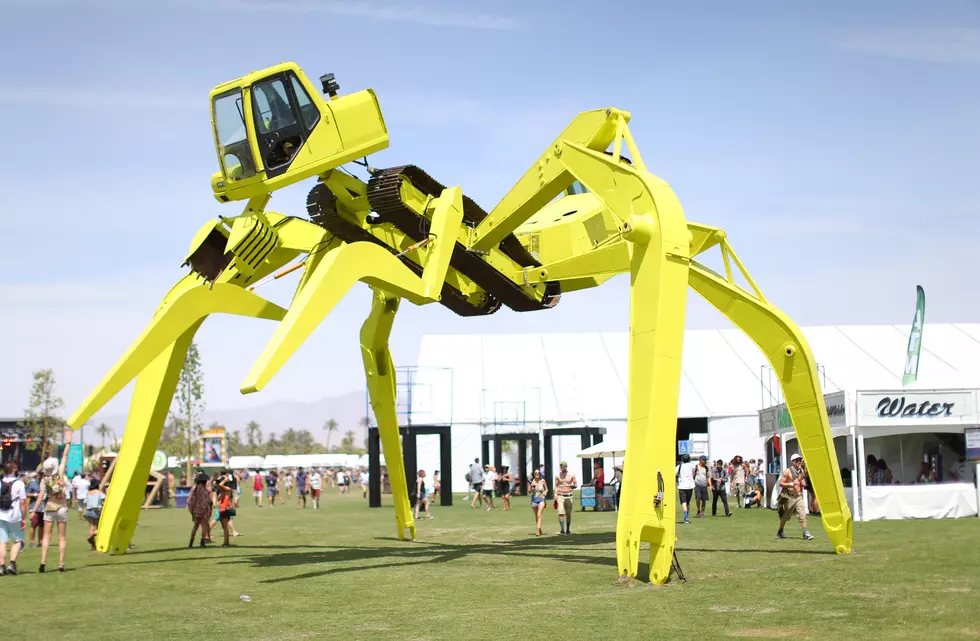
[577,438,627,459]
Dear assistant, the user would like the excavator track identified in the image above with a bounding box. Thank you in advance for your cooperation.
[306,183,500,317]
[366,165,560,313]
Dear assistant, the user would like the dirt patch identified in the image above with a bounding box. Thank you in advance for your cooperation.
[729,629,806,638]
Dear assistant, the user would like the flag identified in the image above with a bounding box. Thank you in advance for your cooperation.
[902,285,926,386]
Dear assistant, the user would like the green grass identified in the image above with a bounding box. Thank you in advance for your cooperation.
[4,491,980,640]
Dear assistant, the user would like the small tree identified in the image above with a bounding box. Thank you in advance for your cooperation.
[340,430,356,452]
[169,342,205,482]
[21,369,64,460]
[227,430,242,457]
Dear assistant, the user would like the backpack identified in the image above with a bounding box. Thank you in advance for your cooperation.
[0,478,13,511]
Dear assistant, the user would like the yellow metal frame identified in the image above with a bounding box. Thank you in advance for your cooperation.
[67,64,851,579]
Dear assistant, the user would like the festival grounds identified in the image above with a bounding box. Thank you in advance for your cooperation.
[4,492,980,640]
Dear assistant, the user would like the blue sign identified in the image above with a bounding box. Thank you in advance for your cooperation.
[677,440,692,455]
[66,444,84,477]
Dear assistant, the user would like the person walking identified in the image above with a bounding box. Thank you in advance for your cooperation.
[359,468,369,501]
[83,482,106,550]
[414,470,434,520]
[554,461,578,535]
[25,470,43,548]
[34,430,74,573]
[469,459,484,508]
[187,472,212,548]
[0,461,27,575]
[593,461,608,511]
[296,468,308,509]
[693,456,710,518]
[252,471,264,507]
[482,465,497,511]
[675,454,697,524]
[215,473,236,547]
[71,473,90,521]
[732,456,748,508]
[310,468,322,510]
[776,453,814,540]
[709,459,732,517]
[499,466,513,511]
[265,469,279,507]
[528,469,548,536]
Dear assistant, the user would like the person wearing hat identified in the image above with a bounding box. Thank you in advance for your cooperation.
[693,455,710,518]
[776,453,813,540]
[555,461,578,535]
[186,471,213,548]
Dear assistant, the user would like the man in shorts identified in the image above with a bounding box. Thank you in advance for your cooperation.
[309,468,322,510]
[675,453,696,524]
[693,456,710,518]
[555,461,578,535]
[265,470,279,508]
[776,453,814,540]
[469,459,484,508]
[0,461,27,575]
[359,469,369,501]
[71,473,90,520]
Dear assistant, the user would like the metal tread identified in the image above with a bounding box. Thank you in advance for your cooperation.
[366,165,560,313]
[306,183,499,317]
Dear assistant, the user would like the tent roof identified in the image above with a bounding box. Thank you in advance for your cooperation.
[415,323,980,423]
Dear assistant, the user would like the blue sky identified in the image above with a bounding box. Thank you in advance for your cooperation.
[2,0,978,418]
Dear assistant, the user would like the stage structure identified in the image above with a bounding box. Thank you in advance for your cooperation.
[368,425,452,507]
[543,426,606,499]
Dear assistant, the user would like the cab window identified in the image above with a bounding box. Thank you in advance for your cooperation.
[213,90,256,180]
[289,74,320,132]
[252,78,297,134]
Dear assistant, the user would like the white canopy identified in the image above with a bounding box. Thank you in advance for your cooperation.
[229,455,264,469]
[577,438,627,459]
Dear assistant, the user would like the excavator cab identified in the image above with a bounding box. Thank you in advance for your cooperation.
[209,62,389,203]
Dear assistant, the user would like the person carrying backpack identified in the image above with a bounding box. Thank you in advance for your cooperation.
[0,460,28,575]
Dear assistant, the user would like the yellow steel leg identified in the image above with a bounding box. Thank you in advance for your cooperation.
[241,241,439,394]
[688,260,852,554]
[68,276,286,428]
[94,321,202,554]
[360,288,415,541]
[615,213,691,584]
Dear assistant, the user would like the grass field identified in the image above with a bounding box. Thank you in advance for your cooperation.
[4,490,980,640]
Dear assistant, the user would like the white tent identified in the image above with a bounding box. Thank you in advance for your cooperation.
[414,323,980,494]
[229,455,264,469]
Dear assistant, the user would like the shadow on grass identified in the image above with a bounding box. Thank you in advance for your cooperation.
[232,532,620,583]
[681,547,836,556]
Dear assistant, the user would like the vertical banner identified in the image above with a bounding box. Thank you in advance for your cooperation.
[200,427,227,465]
[902,285,926,386]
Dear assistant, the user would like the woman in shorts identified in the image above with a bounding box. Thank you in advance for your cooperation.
[413,470,434,520]
[33,429,74,573]
[528,469,548,536]
[498,466,513,511]
[83,482,106,550]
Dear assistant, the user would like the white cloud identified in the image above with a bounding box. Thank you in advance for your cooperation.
[835,27,980,64]
[0,0,521,30]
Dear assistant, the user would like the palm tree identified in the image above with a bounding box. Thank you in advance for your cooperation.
[246,420,262,451]
[96,423,113,451]
[324,419,338,449]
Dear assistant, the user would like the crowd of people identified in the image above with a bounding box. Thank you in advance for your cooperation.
[461,458,624,536]
[0,429,107,575]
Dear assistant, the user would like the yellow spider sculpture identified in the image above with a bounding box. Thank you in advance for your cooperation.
[66,62,852,583]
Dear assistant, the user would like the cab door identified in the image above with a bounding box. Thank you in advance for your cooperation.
[250,72,318,178]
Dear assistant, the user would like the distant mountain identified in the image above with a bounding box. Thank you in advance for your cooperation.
[93,391,370,449]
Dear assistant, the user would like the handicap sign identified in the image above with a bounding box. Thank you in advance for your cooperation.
[677,440,692,455]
